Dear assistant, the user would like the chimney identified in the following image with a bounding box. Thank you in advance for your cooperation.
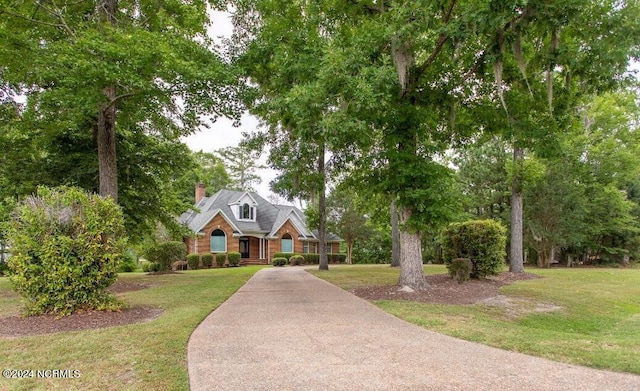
[195,183,206,204]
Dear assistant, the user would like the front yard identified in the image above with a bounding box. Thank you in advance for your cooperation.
[0,267,263,390]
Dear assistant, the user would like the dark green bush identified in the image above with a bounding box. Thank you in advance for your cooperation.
[302,253,319,264]
[272,257,287,267]
[118,249,138,273]
[289,254,305,266]
[441,220,507,279]
[0,261,9,276]
[6,186,126,316]
[141,261,152,272]
[201,253,213,268]
[328,253,347,263]
[273,252,292,261]
[186,253,200,270]
[146,241,187,271]
[449,258,472,283]
[215,253,226,268]
[148,262,161,272]
[227,252,241,267]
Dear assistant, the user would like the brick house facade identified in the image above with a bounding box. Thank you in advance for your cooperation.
[179,187,341,265]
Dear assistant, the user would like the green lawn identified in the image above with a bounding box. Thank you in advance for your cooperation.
[311,265,640,375]
[0,267,263,391]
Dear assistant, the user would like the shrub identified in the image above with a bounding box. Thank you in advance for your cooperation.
[328,253,347,263]
[289,254,305,266]
[273,252,292,261]
[449,258,472,283]
[172,260,188,271]
[201,253,213,268]
[215,253,226,268]
[148,262,161,272]
[227,252,241,267]
[6,186,126,316]
[141,261,152,272]
[272,257,287,267]
[303,253,319,264]
[146,241,187,272]
[118,249,138,273]
[186,253,200,270]
[0,261,9,276]
[441,220,507,279]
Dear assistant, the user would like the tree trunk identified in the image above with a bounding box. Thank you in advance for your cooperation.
[97,0,118,202]
[397,207,428,290]
[346,241,353,264]
[318,141,328,271]
[509,146,524,272]
[97,86,118,202]
[390,198,400,267]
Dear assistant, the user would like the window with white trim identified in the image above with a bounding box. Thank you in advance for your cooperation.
[210,229,226,252]
[281,233,293,253]
[237,203,255,221]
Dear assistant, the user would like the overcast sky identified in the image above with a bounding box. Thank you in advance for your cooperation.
[181,10,277,198]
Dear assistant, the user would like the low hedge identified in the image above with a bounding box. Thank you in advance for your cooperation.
[228,252,241,267]
[272,257,287,267]
[289,254,305,266]
[215,253,226,268]
[186,254,200,270]
[201,253,213,268]
[272,252,293,261]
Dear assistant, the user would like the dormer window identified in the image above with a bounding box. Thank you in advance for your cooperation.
[238,203,256,221]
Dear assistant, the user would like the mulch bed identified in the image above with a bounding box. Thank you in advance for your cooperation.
[0,279,162,339]
[351,272,541,305]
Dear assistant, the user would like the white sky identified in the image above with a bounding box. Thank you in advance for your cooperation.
[181,10,277,198]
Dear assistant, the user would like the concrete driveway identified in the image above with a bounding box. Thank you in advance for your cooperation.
[188,267,640,390]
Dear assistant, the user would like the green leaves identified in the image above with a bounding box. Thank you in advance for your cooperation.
[6,186,127,316]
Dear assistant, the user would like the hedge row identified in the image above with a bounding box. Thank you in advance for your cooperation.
[179,252,243,269]
[272,253,347,265]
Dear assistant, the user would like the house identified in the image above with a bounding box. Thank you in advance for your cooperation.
[178,185,342,265]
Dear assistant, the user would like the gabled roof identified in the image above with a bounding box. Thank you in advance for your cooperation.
[179,189,342,242]
[228,191,259,206]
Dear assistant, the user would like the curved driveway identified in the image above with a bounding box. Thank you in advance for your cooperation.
[188,267,640,390]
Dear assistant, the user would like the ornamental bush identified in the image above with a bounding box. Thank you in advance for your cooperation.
[215,253,226,268]
[118,249,138,273]
[272,252,292,261]
[303,253,319,264]
[289,254,305,266]
[272,257,287,266]
[227,252,241,267]
[449,258,472,283]
[328,253,347,263]
[186,253,200,270]
[6,186,127,316]
[441,220,507,279]
[146,241,187,271]
[201,253,213,268]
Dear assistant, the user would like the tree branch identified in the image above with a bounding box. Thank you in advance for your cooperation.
[412,0,458,78]
[105,92,138,109]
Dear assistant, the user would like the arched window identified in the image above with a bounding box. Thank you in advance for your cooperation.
[210,229,226,252]
[281,233,293,253]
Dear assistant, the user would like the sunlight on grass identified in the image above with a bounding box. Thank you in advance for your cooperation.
[312,264,640,375]
[0,267,264,390]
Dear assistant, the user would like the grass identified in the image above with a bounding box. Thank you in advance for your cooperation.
[0,267,263,390]
[310,264,640,375]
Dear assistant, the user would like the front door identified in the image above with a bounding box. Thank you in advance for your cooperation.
[239,237,250,259]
